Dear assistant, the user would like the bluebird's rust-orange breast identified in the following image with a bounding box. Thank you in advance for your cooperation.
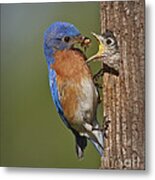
[52,49,92,81]
[50,49,93,125]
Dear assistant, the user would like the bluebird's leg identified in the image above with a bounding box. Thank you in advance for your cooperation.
[102,116,111,139]
[92,116,111,139]
[93,63,119,82]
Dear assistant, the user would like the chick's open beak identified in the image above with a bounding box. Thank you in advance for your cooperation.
[86,32,105,63]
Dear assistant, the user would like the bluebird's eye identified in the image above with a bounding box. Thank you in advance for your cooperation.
[63,36,71,43]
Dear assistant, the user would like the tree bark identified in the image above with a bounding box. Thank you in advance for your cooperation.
[100,0,145,170]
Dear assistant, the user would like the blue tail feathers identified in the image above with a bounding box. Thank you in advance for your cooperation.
[90,126,104,157]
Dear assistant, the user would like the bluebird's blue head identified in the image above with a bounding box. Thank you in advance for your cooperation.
[44,22,85,65]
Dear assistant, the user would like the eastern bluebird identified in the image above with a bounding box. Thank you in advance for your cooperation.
[86,30,120,71]
[43,22,104,159]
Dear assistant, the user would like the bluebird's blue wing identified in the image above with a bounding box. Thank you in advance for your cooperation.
[48,68,87,158]
[48,69,71,129]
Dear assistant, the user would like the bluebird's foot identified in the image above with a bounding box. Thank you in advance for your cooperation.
[94,82,103,104]
[102,116,111,139]
[93,68,104,82]
[92,116,110,139]
[93,64,119,81]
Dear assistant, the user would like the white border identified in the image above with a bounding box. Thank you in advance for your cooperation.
[0,0,155,179]
[0,0,144,3]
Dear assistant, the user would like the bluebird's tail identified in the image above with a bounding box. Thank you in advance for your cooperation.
[75,135,87,159]
[89,124,104,157]
[72,129,87,159]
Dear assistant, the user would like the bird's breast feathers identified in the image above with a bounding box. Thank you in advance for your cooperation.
[50,49,98,130]
[51,49,91,80]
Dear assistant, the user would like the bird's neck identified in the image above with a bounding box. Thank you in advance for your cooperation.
[46,55,54,66]
[44,44,56,67]
[50,49,91,80]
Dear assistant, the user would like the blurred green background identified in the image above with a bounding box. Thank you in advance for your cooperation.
[0,2,102,169]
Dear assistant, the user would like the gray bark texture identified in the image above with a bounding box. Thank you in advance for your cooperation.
[100,0,145,169]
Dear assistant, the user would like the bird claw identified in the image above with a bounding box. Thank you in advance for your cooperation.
[97,97,102,104]
[93,68,104,82]
[94,83,103,89]
[93,63,119,81]
[94,83,103,104]
[92,116,110,139]
[102,116,111,139]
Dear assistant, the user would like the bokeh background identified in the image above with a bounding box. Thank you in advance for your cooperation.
[0,2,102,169]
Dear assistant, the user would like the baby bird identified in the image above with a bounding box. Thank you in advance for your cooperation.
[86,29,120,72]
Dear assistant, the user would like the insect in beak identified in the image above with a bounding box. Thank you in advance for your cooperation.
[73,35,91,52]
[81,37,91,52]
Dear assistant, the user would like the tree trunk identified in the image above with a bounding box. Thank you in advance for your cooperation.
[100,0,145,170]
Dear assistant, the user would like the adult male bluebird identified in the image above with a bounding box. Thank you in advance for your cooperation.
[43,22,103,159]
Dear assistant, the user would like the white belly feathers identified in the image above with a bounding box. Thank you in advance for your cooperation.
[74,77,98,126]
